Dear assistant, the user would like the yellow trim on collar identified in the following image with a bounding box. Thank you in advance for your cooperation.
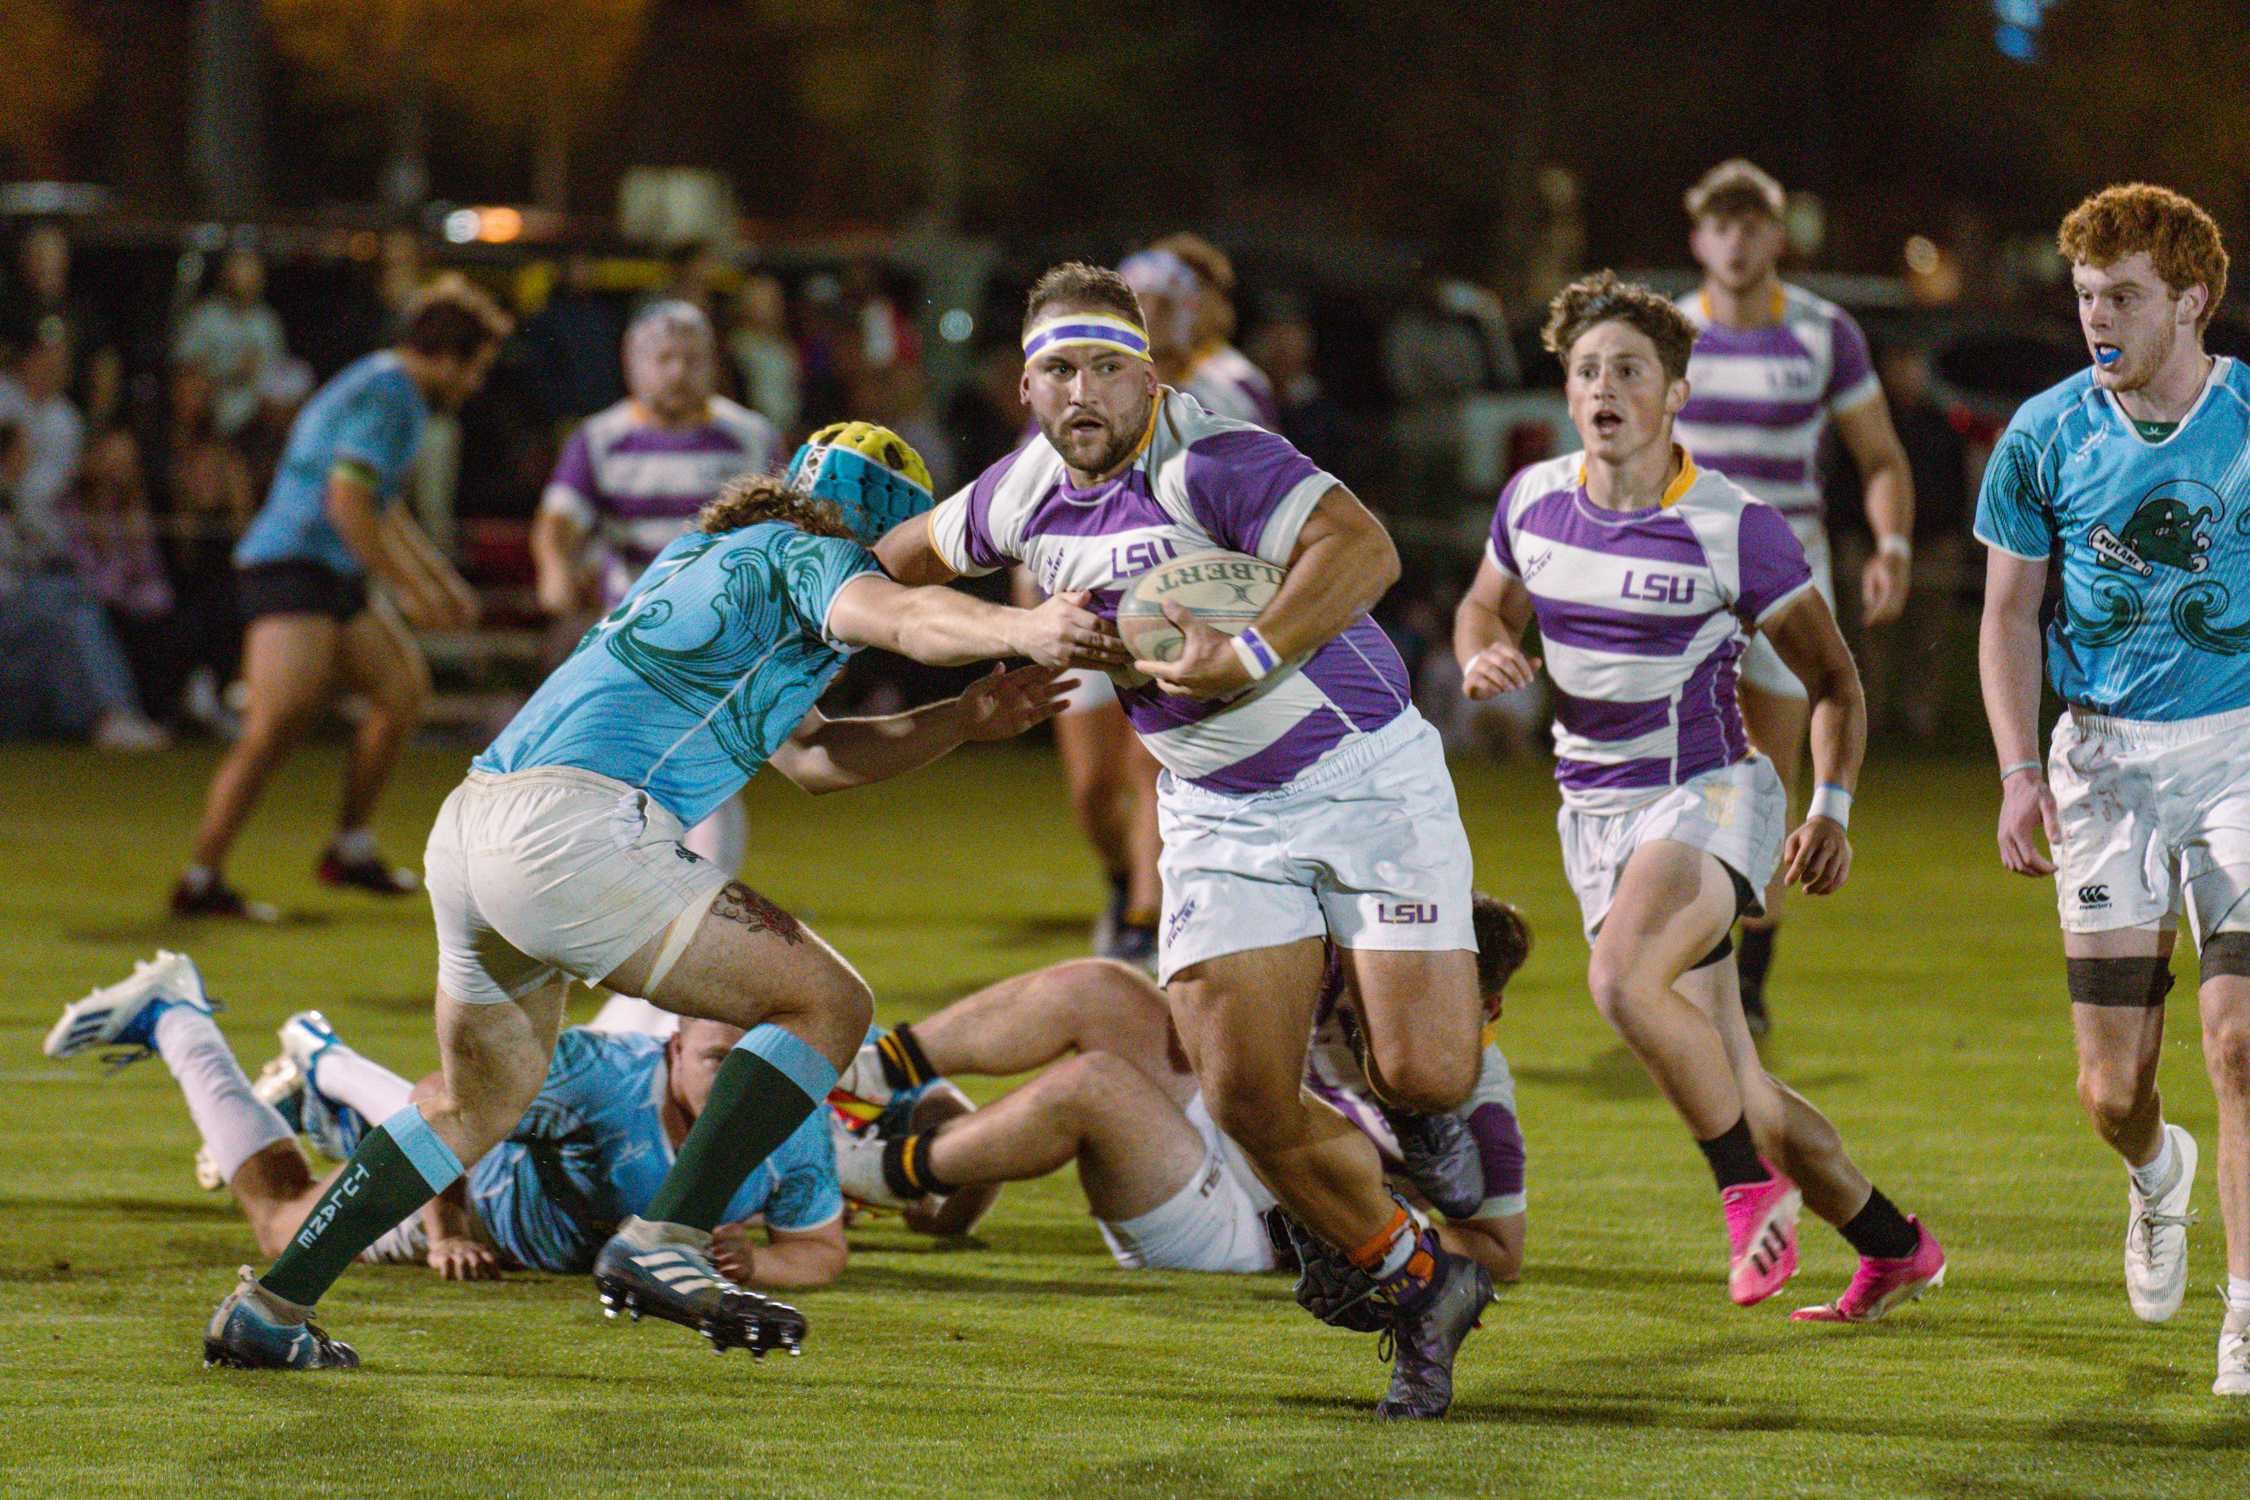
[1575,447,1697,507]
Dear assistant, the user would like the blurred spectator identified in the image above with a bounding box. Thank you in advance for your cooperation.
[0,334,168,750]
[1858,344,1974,742]
[521,251,626,425]
[728,272,802,437]
[172,248,289,441]
[0,222,123,426]
[1127,234,1279,429]
[944,342,1030,475]
[70,426,177,717]
[166,367,256,735]
[1382,276,1519,402]
[1246,296,1353,476]
[0,329,85,563]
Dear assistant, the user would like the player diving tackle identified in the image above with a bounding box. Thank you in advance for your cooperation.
[46,422,1133,1370]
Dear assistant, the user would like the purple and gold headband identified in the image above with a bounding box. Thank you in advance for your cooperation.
[1021,312,1153,363]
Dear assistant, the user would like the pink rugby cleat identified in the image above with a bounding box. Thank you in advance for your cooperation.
[1722,1165,1802,1306]
[1791,1217,1946,1323]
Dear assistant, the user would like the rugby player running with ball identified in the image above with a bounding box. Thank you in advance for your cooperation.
[878,263,1492,1418]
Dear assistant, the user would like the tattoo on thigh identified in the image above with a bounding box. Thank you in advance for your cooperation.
[710,881,804,946]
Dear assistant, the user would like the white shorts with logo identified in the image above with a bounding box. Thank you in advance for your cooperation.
[424,767,734,1006]
[1559,754,1787,942]
[1096,1091,1277,1273]
[1739,525,1832,698]
[1155,711,1478,985]
[2050,704,2250,940]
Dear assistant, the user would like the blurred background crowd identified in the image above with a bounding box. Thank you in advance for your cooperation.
[4,0,2244,761]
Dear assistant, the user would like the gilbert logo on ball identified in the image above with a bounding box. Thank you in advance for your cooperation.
[1117,549,1288,665]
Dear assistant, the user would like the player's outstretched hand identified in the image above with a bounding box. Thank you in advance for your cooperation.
[1463,640,1541,700]
[427,1236,504,1281]
[958,663,1070,741]
[1782,816,1851,895]
[1136,602,1255,699]
[1861,551,1910,627]
[1996,769,2059,877]
[1017,589,1130,671]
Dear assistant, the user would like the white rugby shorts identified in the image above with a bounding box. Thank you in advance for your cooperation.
[2050,704,2250,940]
[423,767,733,1006]
[1155,711,1478,985]
[1059,667,1119,716]
[1096,1091,1277,1273]
[1739,525,1832,698]
[1559,753,1786,942]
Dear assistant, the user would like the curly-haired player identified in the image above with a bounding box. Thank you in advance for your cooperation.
[1457,271,1942,1325]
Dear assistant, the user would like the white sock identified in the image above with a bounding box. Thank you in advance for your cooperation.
[180,863,214,892]
[2227,1276,2250,1311]
[586,994,680,1039]
[331,827,378,862]
[2128,1127,2180,1199]
[307,1042,413,1122]
[154,1007,293,1184]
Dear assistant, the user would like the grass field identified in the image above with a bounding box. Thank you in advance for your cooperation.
[2,737,2246,1498]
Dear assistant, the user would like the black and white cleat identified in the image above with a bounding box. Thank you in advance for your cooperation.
[591,1218,807,1360]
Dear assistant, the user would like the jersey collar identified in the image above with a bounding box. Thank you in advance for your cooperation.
[1576,446,1698,510]
[2102,356,2229,449]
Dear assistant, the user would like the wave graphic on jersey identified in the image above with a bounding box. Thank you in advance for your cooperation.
[599,534,828,774]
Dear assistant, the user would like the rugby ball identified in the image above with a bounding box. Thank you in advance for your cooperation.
[1117,549,1287,665]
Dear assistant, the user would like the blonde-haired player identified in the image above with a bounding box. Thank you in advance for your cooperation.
[1675,160,1916,1035]
[1977,182,2250,1395]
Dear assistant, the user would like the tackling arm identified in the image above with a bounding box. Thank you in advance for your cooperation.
[825,572,1128,670]
[710,1217,847,1289]
[765,665,1069,795]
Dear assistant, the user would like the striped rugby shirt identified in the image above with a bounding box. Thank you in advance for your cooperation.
[541,396,780,606]
[929,388,1412,794]
[1180,342,1282,431]
[1674,284,1881,539]
[1487,451,1813,812]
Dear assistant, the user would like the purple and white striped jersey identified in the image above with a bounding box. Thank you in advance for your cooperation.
[1181,343,1281,431]
[1674,284,1880,537]
[929,388,1410,794]
[541,397,780,605]
[1488,451,1813,813]
[1302,946,1527,1220]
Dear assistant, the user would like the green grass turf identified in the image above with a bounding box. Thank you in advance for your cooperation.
[1,739,2246,1498]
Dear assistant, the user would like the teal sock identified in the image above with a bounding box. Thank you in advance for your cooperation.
[641,1024,838,1232]
[260,1104,462,1307]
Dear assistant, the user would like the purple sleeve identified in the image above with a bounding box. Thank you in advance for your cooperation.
[1181,429,1327,556]
[1486,472,1526,578]
[1468,1102,1525,1205]
[1824,309,1879,409]
[549,429,600,507]
[959,449,1020,571]
[1734,501,1815,622]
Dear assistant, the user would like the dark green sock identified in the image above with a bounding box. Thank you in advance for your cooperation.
[642,1025,836,1232]
[261,1112,463,1306]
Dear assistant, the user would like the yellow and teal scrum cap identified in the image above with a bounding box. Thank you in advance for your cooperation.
[1020,311,1152,364]
[785,421,935,547]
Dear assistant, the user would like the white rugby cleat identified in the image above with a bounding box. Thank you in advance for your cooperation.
[829,1114,918,1211]
[44,951,212,1065]
[2125,1125,2197,1324]
[278,1012,367,1160]
[2218,1294,2250,1397]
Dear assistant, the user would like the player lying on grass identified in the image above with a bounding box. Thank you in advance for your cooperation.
[878,262,1494,1419]
[139,422,1128,1371]
[1454,272,1944,1323]
[829,893,1530,1288]
[44,954,846,1290]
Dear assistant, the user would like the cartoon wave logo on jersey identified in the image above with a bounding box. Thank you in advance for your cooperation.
[2089,494,2215,578]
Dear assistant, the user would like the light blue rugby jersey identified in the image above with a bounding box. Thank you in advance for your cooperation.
[235,351,429,577]
[1975,357,2250,721]
[470,1028,842,1274]
[475,521,880,826]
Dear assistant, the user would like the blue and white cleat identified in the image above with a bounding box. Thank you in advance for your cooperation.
[44,950,213,1069]
[279,1011,368,1160]
[203,1266,358,1371]
[592,1217,807,1358]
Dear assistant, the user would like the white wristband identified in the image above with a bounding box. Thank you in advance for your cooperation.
[1878,534,1912,560]
[1808,782,1852,829]
[1230,627,1277,682]
[1999,759,2042,782]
